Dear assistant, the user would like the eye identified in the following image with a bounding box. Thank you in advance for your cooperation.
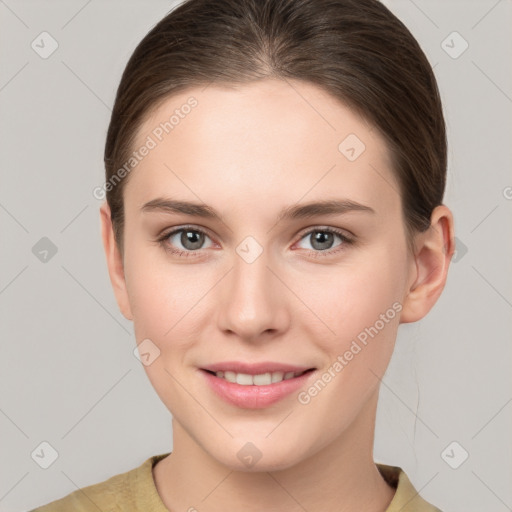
[157,225,354,259]
[157,226,214,257]
[294,227,353,257]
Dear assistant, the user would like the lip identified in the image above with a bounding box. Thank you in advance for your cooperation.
[201,361,313,375]
[199,363,316,409]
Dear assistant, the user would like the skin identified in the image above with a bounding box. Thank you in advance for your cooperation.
[100,78,455,512]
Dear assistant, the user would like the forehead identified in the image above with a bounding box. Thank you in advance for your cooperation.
[127,79,401,220]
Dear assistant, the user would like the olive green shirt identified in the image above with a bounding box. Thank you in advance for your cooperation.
[30,453,442,511]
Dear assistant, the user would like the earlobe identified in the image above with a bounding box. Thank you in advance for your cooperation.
[400,205,455,324]
[99,202,133,321]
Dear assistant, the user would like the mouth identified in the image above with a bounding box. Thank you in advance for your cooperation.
[199,363,317,409]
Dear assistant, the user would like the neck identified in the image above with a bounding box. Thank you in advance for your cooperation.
[153,390,395,512]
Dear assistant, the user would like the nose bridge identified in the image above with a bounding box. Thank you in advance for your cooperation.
[217,242,287,340]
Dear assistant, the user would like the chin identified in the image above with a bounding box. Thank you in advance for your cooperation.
[206,436,310,473]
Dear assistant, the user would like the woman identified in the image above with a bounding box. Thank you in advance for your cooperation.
[32,0,455,510]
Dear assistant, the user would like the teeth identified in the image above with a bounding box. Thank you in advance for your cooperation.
[236,373,253,385]
[214,370,305,385]
[271,371,284,383]
[253,372,272,385]
[224,371,236,383]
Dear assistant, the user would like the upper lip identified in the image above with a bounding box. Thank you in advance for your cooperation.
[201,361,315,375]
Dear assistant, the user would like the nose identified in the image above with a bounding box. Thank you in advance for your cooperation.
[216,249,290,343]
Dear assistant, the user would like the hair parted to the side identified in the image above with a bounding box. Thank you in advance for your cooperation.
[104,0,447,255]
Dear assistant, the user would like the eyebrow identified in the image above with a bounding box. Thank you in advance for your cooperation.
[141,197,375,222]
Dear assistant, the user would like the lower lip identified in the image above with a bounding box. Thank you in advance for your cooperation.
[200,369,315,409]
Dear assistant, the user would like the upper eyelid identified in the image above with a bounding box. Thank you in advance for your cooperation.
[298,225,353,238]
[162,225,216,243]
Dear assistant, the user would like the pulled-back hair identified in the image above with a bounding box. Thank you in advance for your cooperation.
[104,0,447,253]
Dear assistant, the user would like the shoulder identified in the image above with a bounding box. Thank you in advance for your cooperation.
[377,463,444,512]
[29,453,170,512]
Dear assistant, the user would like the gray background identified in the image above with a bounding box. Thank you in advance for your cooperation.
[0,1,511,511]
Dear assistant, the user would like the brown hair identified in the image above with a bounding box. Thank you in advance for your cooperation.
[104,0,446,254]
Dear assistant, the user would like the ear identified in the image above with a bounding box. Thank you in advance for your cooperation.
[99,201,133,321]
[400,205,455,324]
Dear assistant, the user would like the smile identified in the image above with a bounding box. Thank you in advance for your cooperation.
[200,365,316,409]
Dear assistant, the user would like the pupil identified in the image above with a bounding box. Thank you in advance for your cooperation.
[312,231,333,250]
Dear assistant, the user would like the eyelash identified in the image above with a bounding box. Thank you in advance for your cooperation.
[156,225,354,259]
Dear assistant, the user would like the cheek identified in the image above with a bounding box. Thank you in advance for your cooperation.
[123,244,180,338]
[307,244,407,341]
[123,250,201,405]
[298,242,408,409]
[123,244,213,364]
[296,259,405,425]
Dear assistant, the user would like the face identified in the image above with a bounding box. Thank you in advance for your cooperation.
[107,79,420,471]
